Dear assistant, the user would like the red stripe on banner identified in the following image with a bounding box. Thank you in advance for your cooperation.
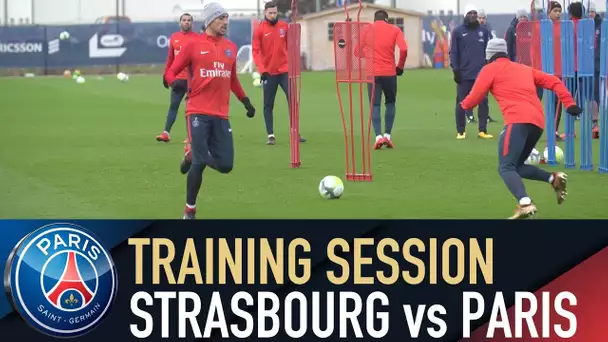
[503,124,512,157]
[463,247,608,341]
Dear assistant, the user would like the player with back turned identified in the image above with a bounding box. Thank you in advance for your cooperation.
[252,1,306,145]
[461,39,582,219]
[164,3,256,219]
[156,13,198,144]
[365,10,408,150]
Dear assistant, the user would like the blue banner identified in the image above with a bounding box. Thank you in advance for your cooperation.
[0,20,253,70]
[0,26,47,68]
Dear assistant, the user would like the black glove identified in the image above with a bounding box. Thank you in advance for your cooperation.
[163,77,169,89]
[566,105,583,116]
[241,97,255,118]
[171,80,186,92]
[453,70,462,84]
[261,72,270,82]
[396,67,404,76]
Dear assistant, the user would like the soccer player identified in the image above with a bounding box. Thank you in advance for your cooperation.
[505,9,528,62]
[461,39,582,219]
[450,5,493,139]
[477,9,498,123]
[252,1,306,145]
[363,10,407,149]
[477,9,496,38]
[156,13,199,143]
[164,3,256,219]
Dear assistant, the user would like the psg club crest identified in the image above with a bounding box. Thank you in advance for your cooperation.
[225,49,232,58]
[4,223,118,338]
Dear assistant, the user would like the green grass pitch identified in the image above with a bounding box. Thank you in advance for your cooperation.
[1,69,607,219]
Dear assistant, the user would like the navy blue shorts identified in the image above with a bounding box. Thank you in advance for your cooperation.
[498,123,543,168]
[187,114,234,171]
[367,76,397,105]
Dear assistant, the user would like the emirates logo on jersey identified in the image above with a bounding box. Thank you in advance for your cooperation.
[199,62,231,78]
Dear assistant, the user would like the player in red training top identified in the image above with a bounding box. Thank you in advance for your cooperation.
[164,3,256,219]
[156,13,199,144]
[461,38,582,219]
[360,10,407,149]
[252,1,306,145]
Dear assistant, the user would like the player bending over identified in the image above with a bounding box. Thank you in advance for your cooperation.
[365,10,408,150]
[157,13,199,144]
[252,1,306,145]
[461,39,582,219]
[164,3,256,219]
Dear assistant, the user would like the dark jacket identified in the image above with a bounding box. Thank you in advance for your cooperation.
[505,17,519,61]
[449,23,490,80]
[482,23,495,38]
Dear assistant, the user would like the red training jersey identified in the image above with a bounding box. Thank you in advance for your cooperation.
[461,58,575,130]
[252,20,289,75]
[164,31,199,80]
[164,34,247,119]
[359,21,408,76]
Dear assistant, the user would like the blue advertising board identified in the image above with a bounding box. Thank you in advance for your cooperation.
[0,20,253,70]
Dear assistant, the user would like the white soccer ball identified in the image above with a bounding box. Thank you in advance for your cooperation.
[252,72,261,80]
[117,72,129,82]
[525,148,542,165]
[253,78,262,87]
[59,31,70,40]
[544,146,564,163]
[75,76,85,84]
[319,175,344,199]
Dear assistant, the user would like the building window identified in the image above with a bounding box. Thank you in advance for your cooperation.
[328,22,335,41]
[388,18,404,33]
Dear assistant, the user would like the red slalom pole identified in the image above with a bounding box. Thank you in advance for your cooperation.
[288,0,302,168]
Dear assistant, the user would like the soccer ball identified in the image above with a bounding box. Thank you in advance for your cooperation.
[253,78,262,87]
[75,76,85,84]
[544,146,564,163]
[59,31,70,40]
[524,148,542,165]
[319,175,344,199]
[252,72,261,80]
[117,72,129,82]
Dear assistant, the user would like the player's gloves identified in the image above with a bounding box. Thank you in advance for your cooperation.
[261,72,270,82]
[566,105,583,116]
[396,67,404,76]
[171,80,186,92]
[453,70,462,84]
[241,97,256,118]
[163,77,169,89]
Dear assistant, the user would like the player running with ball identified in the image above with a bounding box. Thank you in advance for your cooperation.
[164,3,256,219]
[157,13,199,143]
[461,39,582,219]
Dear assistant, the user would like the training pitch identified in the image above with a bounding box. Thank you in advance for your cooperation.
[1,69,607,219]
